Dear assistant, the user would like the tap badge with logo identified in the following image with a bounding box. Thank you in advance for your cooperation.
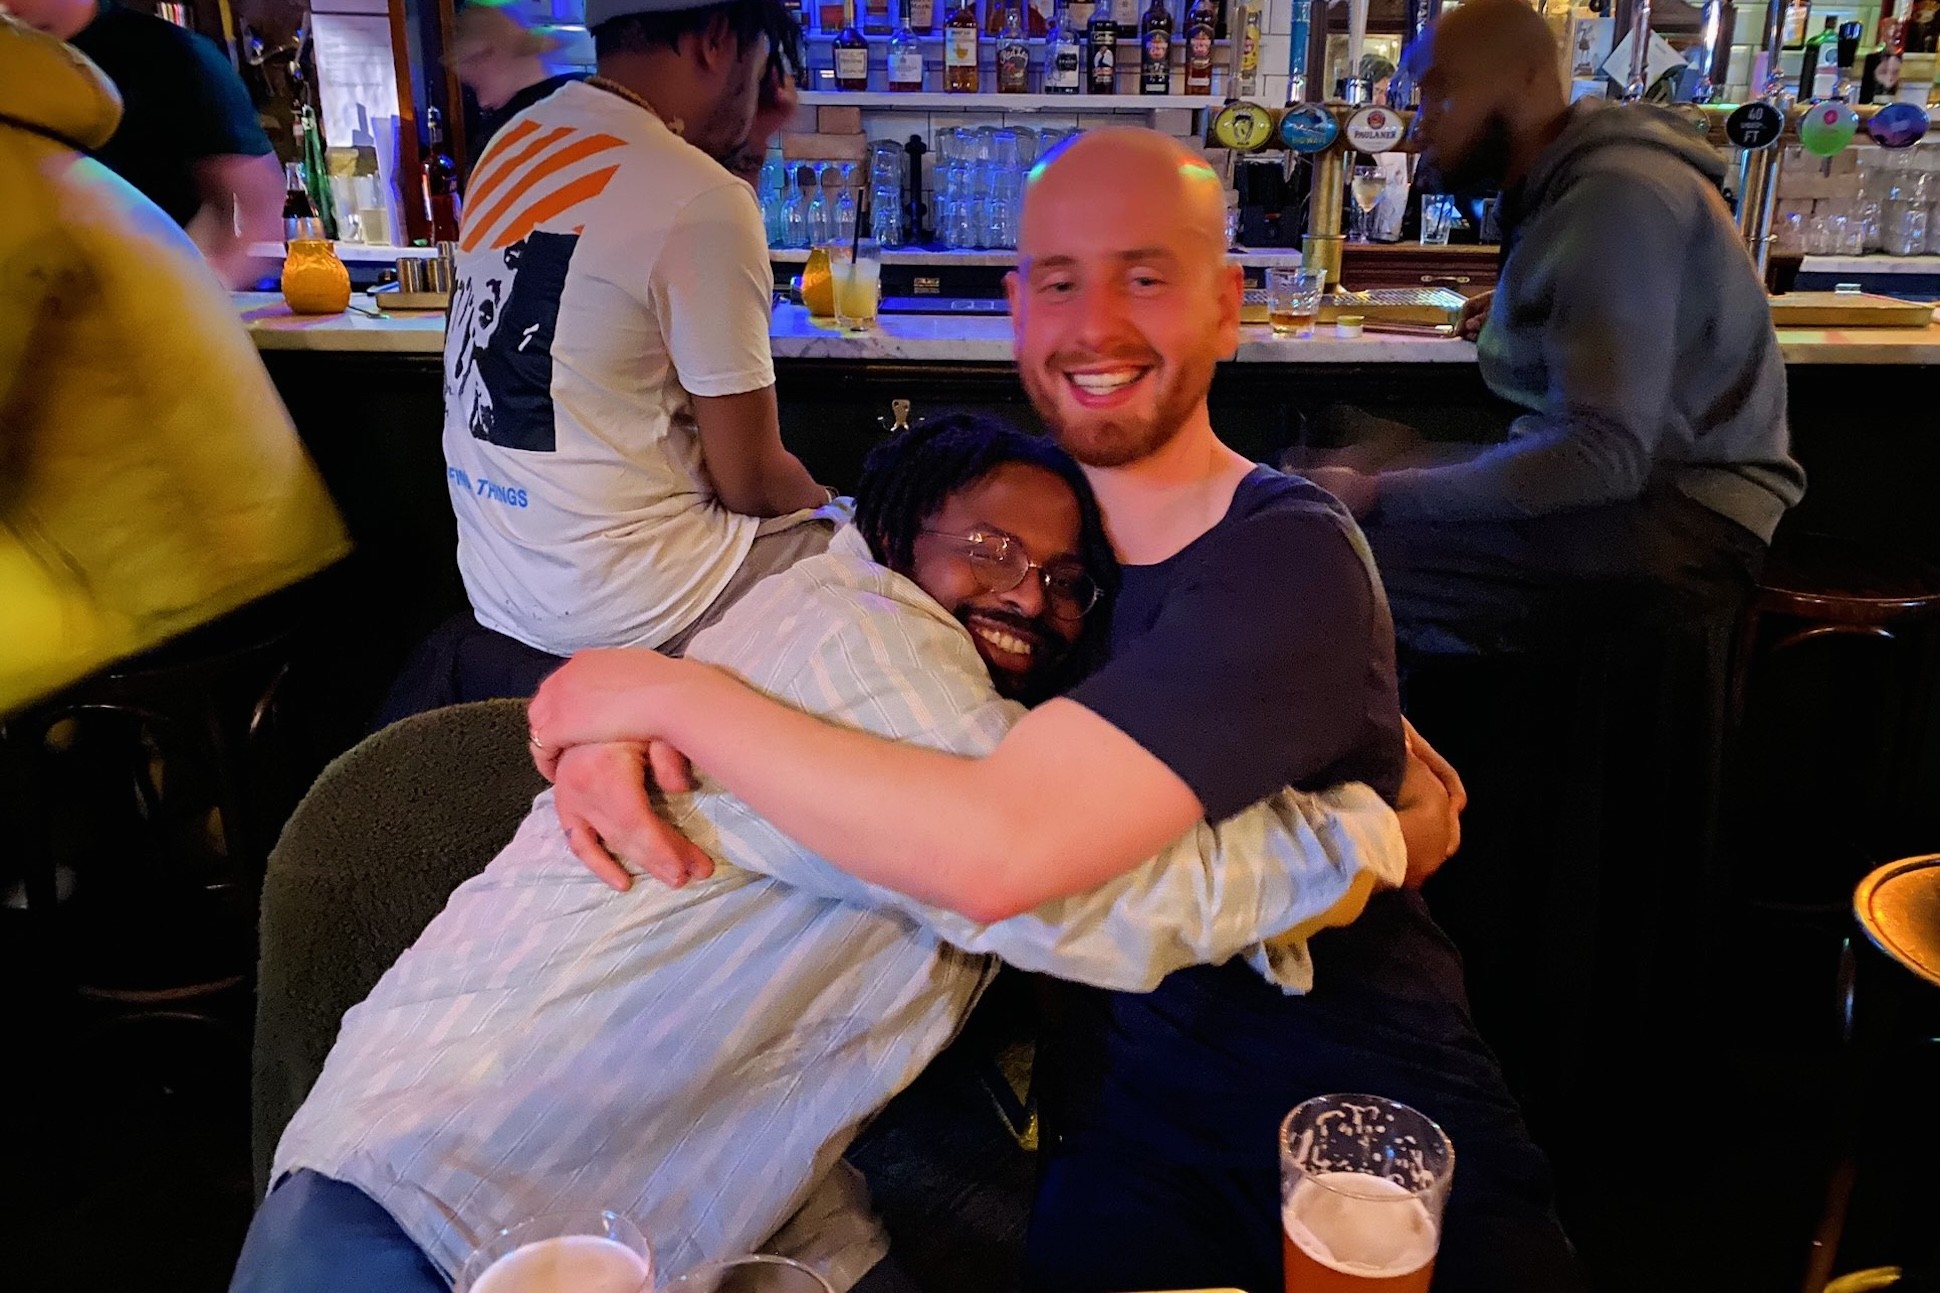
[1344,106,1405,154]
[1724,101,1784,152]
[1278,103,1340,153]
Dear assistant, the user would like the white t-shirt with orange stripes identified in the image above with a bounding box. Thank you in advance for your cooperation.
[442,80,771,656]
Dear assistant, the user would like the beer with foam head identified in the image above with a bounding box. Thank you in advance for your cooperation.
[1282,1171,1437,1292]
[1279,1096,1453,1293]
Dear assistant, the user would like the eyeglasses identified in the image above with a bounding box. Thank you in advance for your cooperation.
[920,529,1103,621]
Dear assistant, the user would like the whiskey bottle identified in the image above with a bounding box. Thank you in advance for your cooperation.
[1183,0,1215,94]
[1088,0,1118,91]
[835,0,872,90]
[889,0,926,89]
[1139,0,1172,94]
[997,3,1032,90]
[945,0,981,91]
[1047,0,1083,92]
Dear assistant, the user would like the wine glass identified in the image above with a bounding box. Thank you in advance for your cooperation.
[660,1255,834,1293]
[1350,164,1387,244]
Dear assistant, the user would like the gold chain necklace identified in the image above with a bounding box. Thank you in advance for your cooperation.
[586,75,683,135]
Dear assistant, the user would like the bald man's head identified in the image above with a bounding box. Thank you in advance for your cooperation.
[1415,0,1569,195]
[1006,129,1242,468]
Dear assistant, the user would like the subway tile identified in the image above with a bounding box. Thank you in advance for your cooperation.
[1268,0,1293,35]
[860,110,934,143]
[1258,73,1290,105]
[1258,32,1292,78]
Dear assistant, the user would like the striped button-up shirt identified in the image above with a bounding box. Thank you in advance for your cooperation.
[272,527,1403,1285]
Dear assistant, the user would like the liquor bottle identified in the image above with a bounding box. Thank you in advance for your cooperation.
[1113,0,1139,38]
[997,3,1032,90]
[1862,9,1907,102]
[820,0,846,32]
[283,161,315,223]
[889,0,926,89]
[781,0,804,23]
[945,0,980,91]
[1231,0,1260,95]
[835,0,871,89]
[1088,0,1118,91]
[1908,0,1940,51]
[1183,0,1215,94]
[910,0,934,28]
[1068,0,1095,27]
[1780,0,1812,48]
[1046,0,1083,92]
[422,107,461,244]
[1798,15,1838,98]
[1139,0,1172,93]
[865,0,894,33]
[1833,20,1864,98]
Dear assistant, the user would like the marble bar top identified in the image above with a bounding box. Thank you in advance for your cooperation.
[236,293,1940,366]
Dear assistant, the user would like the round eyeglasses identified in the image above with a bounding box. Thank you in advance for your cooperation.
[920,529,1104,621]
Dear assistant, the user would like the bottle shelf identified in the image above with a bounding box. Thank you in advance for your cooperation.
[799,89,1223,109]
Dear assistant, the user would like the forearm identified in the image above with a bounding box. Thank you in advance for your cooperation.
[939,782,1404,990]
[730,446,828,516]
[643,667,1176,923]
[1376,414,1652,524]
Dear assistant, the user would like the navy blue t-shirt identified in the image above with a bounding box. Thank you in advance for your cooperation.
[71,2,274,228]
[1070,466,1405,815]
[1043,468,1462,1167]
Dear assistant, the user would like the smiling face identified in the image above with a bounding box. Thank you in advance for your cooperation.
[1006,130,1242,469]
[909,462,1088,702]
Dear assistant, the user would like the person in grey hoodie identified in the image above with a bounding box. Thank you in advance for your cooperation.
[1309,0,1806,655]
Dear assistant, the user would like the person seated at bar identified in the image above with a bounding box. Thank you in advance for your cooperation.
[1305,0,1805,657]
[233,416,1449,1293]
[522,128,1585,1293]
[3,0,282,289]
[382,0,833,722]
[447,1,584,149]
[1,14,348,715]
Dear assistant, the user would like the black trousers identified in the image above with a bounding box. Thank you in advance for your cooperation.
[1364,484,1767,658]
[1024,893,1588,1293]
[372,613,566,730]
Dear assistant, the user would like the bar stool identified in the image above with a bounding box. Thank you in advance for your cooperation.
[1801,856,1940,1293]
[5,608,301,1016]
[1728,533,1940,914]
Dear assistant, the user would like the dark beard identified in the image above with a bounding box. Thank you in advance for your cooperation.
[1437,111,1516,205]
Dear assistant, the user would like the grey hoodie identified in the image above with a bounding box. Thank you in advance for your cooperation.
[1379,100,1806,542]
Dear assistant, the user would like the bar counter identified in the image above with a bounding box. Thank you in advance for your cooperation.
[237,294,1940,366]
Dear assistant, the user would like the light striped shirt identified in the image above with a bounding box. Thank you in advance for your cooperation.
[272,526,1404,1285]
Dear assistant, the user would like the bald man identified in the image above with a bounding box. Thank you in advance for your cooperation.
[524,127,1587,1293]
[1309,0,1803,656]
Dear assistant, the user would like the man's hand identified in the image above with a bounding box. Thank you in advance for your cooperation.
[552,741,713,891]
[528,648,703,778]
[1394,718,1466,888]
[1305,465,1381,519]
[1457,289,1494,343]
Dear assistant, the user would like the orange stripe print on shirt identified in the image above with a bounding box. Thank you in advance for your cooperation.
[463,122,568,214]
[488,165,622,250]
[459,131,626,253]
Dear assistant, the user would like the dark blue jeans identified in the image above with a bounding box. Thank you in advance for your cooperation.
[1023,891,1589,1293]
[231,1171,447,1293]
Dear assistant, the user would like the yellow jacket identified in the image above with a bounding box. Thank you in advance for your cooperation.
[0,16,350,714]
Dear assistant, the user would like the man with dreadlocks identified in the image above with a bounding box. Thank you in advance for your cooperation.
[237,416,1443,1293]
[381,0,841,722]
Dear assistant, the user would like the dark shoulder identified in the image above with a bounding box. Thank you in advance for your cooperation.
[74,5,204,62]
[1206,469,1375,581]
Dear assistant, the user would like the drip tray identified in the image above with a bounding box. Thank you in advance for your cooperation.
[879,296,1010,315]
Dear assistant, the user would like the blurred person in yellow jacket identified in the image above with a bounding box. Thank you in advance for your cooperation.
[0,14,350,716]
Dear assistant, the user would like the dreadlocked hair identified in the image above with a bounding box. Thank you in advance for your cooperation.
[594,0,804,84]
[854,414,1121,686]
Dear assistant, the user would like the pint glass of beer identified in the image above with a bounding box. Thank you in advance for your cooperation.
[1279,1094,1453,1292]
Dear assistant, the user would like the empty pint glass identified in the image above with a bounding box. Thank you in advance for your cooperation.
[1280,1094,1453,1292]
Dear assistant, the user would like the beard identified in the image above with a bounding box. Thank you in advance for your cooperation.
[1020,347,1213,470]
[1434,111,1516,204]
